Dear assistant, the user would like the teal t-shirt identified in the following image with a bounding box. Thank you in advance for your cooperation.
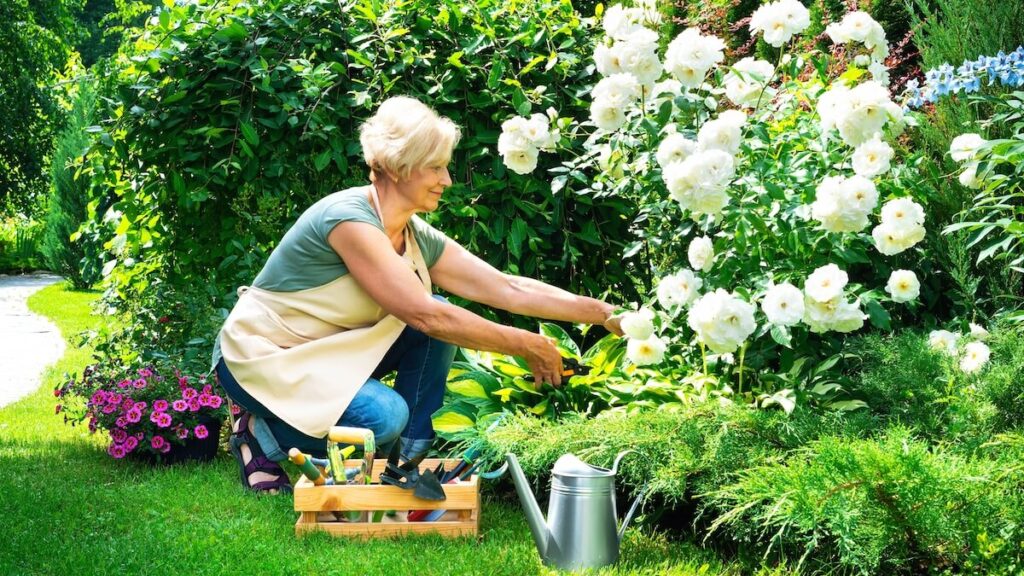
[252,186,449,292]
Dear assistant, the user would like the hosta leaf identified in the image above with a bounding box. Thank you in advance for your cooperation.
[447,378,488,399]
[432,411,475,433]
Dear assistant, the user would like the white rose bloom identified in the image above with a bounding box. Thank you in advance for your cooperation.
[949,133,986,163]
[615,29,663,85]
[811,175,876,233]
[817,84,851,133]
[778,0,811,32]
[502,147,539,175]
[697,115,744,155]
[840,11,877,43]
[969,323,990,340]
[805,263,849,303]
[872,221,926,256]
[656,269,703,308]
[590,100,628,131]
[762,282,805,326]
[627,335,667,366]
[664,150,735,217]
[651,79,682,99]
[656,133,697,169]
[635,0,663,26]
[852,136,894,178]
[498,117,532,153]
[603,5,645,40]
[750,0,809,47]
[723,57,776,108]
[688,236,715,272]
[665,28,726,88]
[597,144,624,179]
[592,73,641,108]
[524,114,554,150]
[853,54,871,67]
[594,42,625,77]
[928,330,959,355]
[718,109,748,129]
[885,269,920,303]
[803,295,840,333]
[868,61,890,85]
[960,341,991,373]
[824,22,851,44]
[687,289,757,354]
[621,307,656,340]
[829,299,867,333]
[959,163,984,189]
[880,197,926,229]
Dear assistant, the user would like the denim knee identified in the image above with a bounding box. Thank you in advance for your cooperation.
[372,388,410,445]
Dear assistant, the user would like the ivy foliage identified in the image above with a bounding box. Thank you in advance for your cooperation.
[84,0,639,369]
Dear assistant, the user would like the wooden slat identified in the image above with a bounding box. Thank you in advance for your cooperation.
[293,475,478,512]
[295,519,477,538]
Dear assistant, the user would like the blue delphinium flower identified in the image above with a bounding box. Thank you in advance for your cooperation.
[901,45,1024,108]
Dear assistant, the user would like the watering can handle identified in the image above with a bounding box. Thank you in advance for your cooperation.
[610,449,635,475]
[618,483,648,542]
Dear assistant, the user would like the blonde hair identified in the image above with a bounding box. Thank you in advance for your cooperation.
[359,96,461,182]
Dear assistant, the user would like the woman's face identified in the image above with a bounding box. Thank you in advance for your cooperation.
[400,163,453,212]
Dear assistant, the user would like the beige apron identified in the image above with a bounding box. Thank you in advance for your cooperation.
[220,186,431,438]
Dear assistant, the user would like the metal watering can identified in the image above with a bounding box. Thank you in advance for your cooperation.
[505,450,643,571]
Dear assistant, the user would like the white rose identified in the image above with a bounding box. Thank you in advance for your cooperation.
[969,323,990,341]
[829,299,867,333]
[750,4,792,47]
[949,133,986,163]
[852,136,894,178]
[960,341,991,373]
[929,330,959,355]
[502,147,539,175]
[602,5,645,40]
[627,335,667,366]
[687,289,757,354]
[697,115,744,155]
[723,57,775,108]
[524,114,554,149]
[592,73,641,108]
[817,84,851,133]
[762,282,805,326]
[688,236,715,272]
[805,264,849,303]
[656,269,703,308]
[591,100,628,131]
[872,221,926,256]
[594,42,624,77]
[880,197,926,229]
[621,307,656,340]
[885,270,920,303]
[656,133,697,170]
[959,163,984,189]
[665,28,726,88]
[869,61,890,85]
[811,175,876,233]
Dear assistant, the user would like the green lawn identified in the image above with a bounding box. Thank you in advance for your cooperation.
[0,282,791,576]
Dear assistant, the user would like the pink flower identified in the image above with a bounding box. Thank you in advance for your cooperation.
[198,393,211,407]
[208,396,223,409]
[111,429,128,443]
[108,444,126,459]
[138,367,154,378]
[182,387,198,400]
[157,413,172,428]
[151,435,167,451]
[178,376,189,389]
[135,401,147,411]
[102,404,118,414]
[55,404,63,414]
[153,400,169,412]
[88,417,97,433]
[172,400,188,412]
[53,388,62,397]
[90,391,107,405]
[160,442,171,454]
[201,385,213,395]
[133,379,147,389]
[122,398,135,412]
[188,399,201,412]
[124,436,139,451]
[116,417,127,428]
[194,425,209,439]
[230,403,241,416]
[107,393,123,405]
[126,409,142,423]
[117,379,130,389]
[150,411,162,424]
[176,427,188,439]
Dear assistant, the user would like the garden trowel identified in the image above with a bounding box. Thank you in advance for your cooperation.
[379,442,447,501]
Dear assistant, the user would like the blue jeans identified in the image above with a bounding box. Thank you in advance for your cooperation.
[217,295,457,461]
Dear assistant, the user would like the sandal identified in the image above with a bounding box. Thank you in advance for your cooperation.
[228,411,293,494]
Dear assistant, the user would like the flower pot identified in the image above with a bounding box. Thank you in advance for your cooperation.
[130,418,224,466]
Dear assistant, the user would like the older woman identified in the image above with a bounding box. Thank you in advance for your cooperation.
[214,96,622,493]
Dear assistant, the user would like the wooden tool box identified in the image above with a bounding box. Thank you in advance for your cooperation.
[293,458,480,539]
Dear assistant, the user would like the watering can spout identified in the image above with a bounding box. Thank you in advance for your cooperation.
[506,453,549,557]
[611,450,643,543]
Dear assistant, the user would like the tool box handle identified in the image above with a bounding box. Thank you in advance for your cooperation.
[328,426,374,445]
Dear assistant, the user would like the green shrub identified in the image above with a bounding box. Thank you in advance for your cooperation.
[705,428,1024,575]
[42,78,102,289]
[0,216,46,273]
[84,0,638,364]
[978,326,1024,431]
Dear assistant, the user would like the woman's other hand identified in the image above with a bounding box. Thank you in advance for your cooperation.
[603,310,625,337]
[520,333,564,388]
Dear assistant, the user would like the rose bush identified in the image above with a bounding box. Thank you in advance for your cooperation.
[499,2,933,411]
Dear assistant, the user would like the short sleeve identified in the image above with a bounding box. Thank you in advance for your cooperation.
[316,192,383,243]
[411,216,449,268]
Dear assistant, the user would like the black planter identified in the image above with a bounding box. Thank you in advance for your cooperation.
[130,418,224,466]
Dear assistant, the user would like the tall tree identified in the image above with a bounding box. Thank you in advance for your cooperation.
[0,0,81,214]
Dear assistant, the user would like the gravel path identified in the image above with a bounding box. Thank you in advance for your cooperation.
[0,273,65,408]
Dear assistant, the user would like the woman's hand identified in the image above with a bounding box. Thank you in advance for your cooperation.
[520,332,564,388]
[603,309,625,337]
